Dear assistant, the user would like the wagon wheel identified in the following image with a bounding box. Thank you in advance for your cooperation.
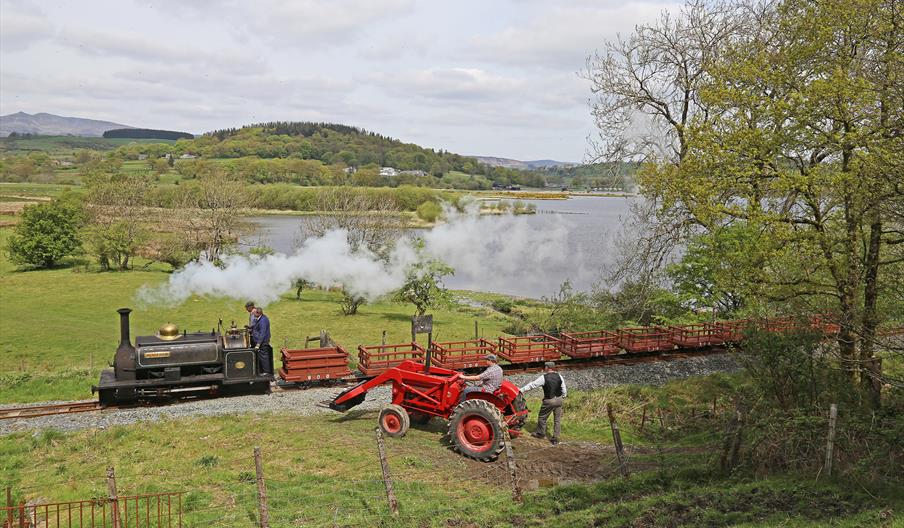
[447,399,506,461]
[378,404,410,438]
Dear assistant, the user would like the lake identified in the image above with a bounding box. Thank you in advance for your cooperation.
[244,195,637,299]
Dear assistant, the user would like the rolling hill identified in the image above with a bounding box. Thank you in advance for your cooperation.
[0,112,133,137]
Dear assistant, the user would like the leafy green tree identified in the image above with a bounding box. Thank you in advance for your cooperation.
[627,0,903,404]
[7,195,84,268]
[394,241,454,316]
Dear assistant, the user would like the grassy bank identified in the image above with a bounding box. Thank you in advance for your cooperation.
[1,378,897,527]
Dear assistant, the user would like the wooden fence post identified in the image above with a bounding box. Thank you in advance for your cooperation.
[375,427,399,515]
[824,404,838,478]
[6,486,13,528]
[640,404,647,431]
[474,320,479,340]
[106,466,120,528]
[606,403,629,477]
[719,407,744,475]
[253,447,270,528]
[503,429,522,503]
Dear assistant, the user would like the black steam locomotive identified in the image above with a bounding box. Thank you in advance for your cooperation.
[93,308,272,404]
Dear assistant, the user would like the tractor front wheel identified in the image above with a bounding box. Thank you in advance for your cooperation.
[448,399,506,461]
[379,404,410,437]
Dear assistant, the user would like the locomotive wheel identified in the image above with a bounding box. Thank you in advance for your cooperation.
[379,404,410,438]
[508,393,528,430]
[448,399,505,461]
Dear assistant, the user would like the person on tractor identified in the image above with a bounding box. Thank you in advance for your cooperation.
[459,353,503,401]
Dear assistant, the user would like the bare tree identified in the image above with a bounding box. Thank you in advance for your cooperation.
[83,172,152,270]
[301,188,402,314]
[584,0,749,164]
[177,171,250,263]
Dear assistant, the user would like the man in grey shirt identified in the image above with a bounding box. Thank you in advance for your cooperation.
[459,353,503,401]
[520,361,567,445]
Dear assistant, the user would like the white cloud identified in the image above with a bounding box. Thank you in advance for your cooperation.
[0,2,53,51]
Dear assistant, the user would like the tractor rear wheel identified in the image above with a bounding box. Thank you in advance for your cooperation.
[379,404,410,437]
[448,399,506,461]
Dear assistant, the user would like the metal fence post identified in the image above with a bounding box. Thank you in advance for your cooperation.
[106,466,120,528]
[503,429,523,503]
[607,404,629,477]
[824,403,838,478]
[375,427,399,515]
[253,447,270,528]
[5,486,13,528]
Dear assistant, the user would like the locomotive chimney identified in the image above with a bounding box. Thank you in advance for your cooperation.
[114,308,136,380]
[117,308,132,349]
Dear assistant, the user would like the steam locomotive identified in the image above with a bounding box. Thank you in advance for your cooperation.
[93,308,272,404]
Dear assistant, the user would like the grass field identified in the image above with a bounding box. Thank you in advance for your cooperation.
[0,227,515,403]
[0,136,174,156]
[1,379,895,527]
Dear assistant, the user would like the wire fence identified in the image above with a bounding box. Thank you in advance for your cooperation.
[5,399,858,528]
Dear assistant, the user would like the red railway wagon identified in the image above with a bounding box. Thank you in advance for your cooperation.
[668,324,725,348]
[706,319,754,343]
[810,314,841,335]
[617,327,675,353]
[497,335,561,363]
[279,346,354,383]
[432,339,497,370]
[358,342,426,377]
[559,330,620,358]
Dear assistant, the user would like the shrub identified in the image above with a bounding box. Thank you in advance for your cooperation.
[416,201,442,222]
[491,298,514,313]
[6,195,84,268]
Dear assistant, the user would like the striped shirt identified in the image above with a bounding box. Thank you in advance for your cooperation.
[477,364,504,393]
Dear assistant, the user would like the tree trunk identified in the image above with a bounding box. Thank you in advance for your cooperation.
[861,214,883,407]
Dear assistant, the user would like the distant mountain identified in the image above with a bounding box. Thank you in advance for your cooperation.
[0,112,133,137]
[471,156,577,170]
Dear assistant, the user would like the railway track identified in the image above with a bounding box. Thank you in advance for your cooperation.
[0,401,104,420]
[2,347,729,421]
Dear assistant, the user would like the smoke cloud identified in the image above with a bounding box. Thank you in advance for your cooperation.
[138,207,581,306]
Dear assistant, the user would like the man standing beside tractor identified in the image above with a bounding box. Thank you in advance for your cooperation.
[520,361,567,445]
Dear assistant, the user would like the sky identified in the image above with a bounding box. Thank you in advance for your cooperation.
[0,0,677,161]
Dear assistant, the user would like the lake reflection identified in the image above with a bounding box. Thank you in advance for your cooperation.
[243,195,636,299]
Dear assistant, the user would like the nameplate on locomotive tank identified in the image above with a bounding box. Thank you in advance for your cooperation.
[136,334,220,367]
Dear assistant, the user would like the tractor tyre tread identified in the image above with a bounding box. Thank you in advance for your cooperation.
[448,399,506,462]
[379,404,410,438]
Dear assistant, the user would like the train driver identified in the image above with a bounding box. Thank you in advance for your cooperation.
[251,307,274,377]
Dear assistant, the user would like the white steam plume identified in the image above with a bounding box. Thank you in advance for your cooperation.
[138,207,583,306]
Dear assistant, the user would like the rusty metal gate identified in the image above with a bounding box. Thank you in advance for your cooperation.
[3,492,183,528]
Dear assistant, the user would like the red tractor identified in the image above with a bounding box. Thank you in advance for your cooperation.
[329,360,528,461]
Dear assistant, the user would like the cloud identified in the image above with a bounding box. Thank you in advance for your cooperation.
[371,68,525,102]
[464,2,675,69]
[0,2,53,51]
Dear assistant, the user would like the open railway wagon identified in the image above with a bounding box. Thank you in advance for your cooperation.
[328,360,528,461]
[279,345,355,384]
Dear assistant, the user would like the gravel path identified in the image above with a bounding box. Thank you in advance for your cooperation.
[0,353,740,435]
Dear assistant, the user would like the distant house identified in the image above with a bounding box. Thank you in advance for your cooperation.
[343,166,357,174]
[179,153,198,159]
[137,154,148,160]
[379,167,398,177]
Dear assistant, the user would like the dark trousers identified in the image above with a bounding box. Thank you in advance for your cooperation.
[256,343,274,376]
[536,397,564,439]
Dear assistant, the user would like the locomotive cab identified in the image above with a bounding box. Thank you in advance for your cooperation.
[93,308,271,405]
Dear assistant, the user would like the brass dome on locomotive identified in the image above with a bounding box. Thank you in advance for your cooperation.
[156,323,181,341]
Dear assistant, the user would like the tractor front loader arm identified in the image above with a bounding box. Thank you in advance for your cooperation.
[328,370,397,412]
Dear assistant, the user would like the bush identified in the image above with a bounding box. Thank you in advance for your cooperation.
[6,195,84,268]
[491,298,514,313]
[416,201,442,222]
